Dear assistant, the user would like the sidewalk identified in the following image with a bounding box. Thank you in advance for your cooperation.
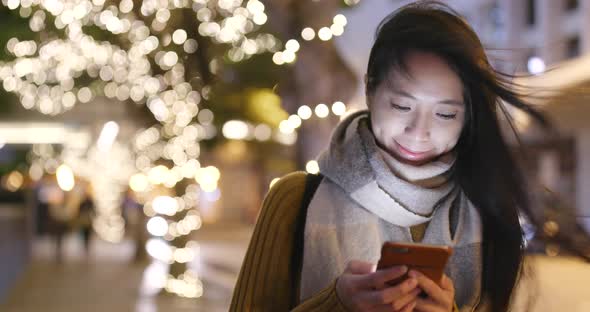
[2,222,589,312]
[0,223,254,312]
[512,255,590,312]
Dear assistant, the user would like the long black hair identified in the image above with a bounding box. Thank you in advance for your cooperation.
[366,1,590,311]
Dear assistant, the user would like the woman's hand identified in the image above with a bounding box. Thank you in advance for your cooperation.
[409,270,455,312]
[336,260,422,312]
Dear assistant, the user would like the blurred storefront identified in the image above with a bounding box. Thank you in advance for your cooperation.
[0,175,30,302]
[516,54,590,233]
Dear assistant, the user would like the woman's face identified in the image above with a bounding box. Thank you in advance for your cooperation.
[369,51,466,166]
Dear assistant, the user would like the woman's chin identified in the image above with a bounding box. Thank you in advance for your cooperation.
[394,154,435,166]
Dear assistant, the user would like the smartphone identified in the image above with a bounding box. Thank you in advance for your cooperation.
[377,241,453,287]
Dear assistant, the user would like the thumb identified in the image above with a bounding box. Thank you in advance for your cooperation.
[344,260,376,275]
[441,274,455,292]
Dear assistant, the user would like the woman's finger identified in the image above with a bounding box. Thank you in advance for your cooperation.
[414,297,439,312]
[372,304,404,312]
[408,270,448,305]
[359,265,408,289]
[440,274,454,293]
[390,287,421,311]
[383,277,419,303]
[344,260,376,275]
[360,277,418,306]
[398,300,417,312]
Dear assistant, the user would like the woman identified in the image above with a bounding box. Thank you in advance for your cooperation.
[230,2,588,311]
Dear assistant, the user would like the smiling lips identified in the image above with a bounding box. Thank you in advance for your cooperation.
[395,141,431,160]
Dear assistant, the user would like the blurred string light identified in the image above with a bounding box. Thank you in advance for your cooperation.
[195,166,220,192]
[143,239,202,298]
[221,119,296,145]
[86,142,136,243]
[131,122,216,297]
[222,120,250,140]
[26,134,135,243]
[165,269,203,298]
[273,13,353,66]
[96,121,119,152]
[139,178,209,298]
[146,239,201,265]
[220,101,350,145]
[305,160,319,174]
[527,56,546,75]
[267,158,321,190]
[28,144,59,178]
[151,195,179,216]
[0,0,273,134]
[0,0,345,148]
[277,101,350,137]
[3,170,24,192]
[260,99,351,187]
[147,216,169,236]
[56,164,75,191]
[129,172,149,192]
[41,120,134,244]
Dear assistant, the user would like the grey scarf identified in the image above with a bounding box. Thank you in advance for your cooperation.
[300,111,483,311]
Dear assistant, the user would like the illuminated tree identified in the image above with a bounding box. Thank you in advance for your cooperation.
[0,0,359,298]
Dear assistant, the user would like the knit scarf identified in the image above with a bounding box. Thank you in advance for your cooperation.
[317,110,458,227]
[300,110,483,311]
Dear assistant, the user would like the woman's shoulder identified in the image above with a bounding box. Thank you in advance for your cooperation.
[270,171,308,193]
[256,171,308,225]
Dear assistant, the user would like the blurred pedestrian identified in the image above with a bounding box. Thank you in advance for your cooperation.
[40,176,72,263]
[76,181,95,257]
[230,2,590,312]
[122,188,148,263]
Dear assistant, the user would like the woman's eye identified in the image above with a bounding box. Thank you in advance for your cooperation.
[437,113,457,120]
[391,103,410,111]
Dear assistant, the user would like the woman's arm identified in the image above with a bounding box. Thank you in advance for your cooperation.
[229,172,348,311]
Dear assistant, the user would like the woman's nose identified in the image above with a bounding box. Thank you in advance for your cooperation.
[404,114,431,142]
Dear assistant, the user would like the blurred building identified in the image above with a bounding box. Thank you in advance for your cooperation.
[454,0,590,70]
[458,0,590,231]
[500,0,590,66]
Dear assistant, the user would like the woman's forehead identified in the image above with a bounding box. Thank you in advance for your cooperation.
[379,55,464,103]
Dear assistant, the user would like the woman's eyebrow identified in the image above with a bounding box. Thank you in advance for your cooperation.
[391,89,463,106]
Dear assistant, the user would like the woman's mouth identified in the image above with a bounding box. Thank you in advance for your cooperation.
[395,142,431,161]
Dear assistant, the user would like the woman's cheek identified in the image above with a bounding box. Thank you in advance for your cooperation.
[444,128,463,151]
